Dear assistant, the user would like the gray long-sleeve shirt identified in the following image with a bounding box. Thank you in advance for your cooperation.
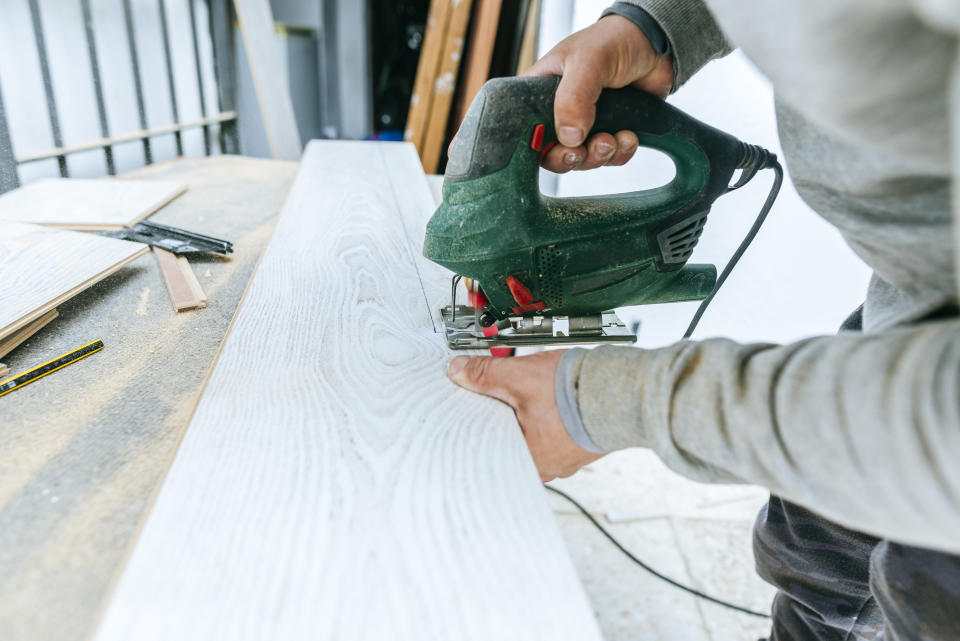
[562,0,960,553]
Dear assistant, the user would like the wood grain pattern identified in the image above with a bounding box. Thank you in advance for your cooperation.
[233,0,303,160]
[0,178,186,231]
[0,222,147,341]
[94,141,601,641]
[405,0,453,157]
[0,309,58,360]
[421,0,474,173]
[153,248,206,311]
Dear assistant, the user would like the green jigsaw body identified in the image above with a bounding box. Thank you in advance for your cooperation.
[424,76,762,323]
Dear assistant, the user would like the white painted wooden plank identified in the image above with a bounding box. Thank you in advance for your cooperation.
[94,141,601,641]
[233,0,303,160]
[0,178,186,230]
[0,222,147,340]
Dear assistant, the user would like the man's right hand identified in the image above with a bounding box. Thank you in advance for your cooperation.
[523,15,675,173]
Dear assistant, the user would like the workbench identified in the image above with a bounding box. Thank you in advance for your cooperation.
[0,156,298,641]
[1,148,599,641]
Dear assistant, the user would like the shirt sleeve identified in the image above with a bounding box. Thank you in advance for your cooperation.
[572,318,960,554]
[601,0,732,87]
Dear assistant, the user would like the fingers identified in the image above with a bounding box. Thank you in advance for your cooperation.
[607,130,640,166]
[541,130,640,173]
[578,133,618,170]
[541,144,587,173]
[447,356,516,405]
[554,60,606,147]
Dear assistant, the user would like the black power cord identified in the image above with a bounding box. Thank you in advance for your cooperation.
[544,148,785,618]
[558,150,784,618]
[546,485,771,619]
[683,151,784,339]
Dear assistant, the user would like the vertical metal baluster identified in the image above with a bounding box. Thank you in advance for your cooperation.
[27,0,68,177]
[80,0,116,174]
[121,0,152,164]
[0,85,20,193]
[208,0,238,154]
[187,0,211,155]
[157,0,183,155]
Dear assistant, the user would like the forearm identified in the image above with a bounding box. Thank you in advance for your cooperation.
[604,0,731,87]
[570,319,960,553]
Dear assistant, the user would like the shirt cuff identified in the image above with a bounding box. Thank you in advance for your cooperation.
[601,0,732,88]
[600,2,672,56]
[554,348,607,454]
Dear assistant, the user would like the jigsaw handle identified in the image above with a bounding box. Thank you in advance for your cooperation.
[445,76,745,209]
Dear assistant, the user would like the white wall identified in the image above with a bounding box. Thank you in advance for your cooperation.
[547,1,872,347]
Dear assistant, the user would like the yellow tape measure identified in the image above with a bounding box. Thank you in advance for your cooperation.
[0,340,104,398]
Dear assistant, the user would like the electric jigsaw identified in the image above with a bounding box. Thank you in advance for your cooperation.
[423,76,782,350]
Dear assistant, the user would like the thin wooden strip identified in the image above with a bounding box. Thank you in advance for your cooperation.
[154,248,201,312]
[0,309,58,360]
[404,0,453,156]
[0,364,9,380]
[177,255,207,308]
[0,222,148,341]
[94,141,601,641]
[421,0,475,173]
[454,0,503,128]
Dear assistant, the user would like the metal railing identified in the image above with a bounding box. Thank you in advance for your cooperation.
[0,0,240,194]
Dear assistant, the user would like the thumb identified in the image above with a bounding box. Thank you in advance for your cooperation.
[447,356,516,405]
[553,58,605,147]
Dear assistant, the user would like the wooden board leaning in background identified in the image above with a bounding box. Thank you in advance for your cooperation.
[454,0,503,128]
[419,0,475,174]
[93,141,601,641]
[405,0,454,160]
[0,179,185,231]
[232,0,302,160]
[516,0,541,74]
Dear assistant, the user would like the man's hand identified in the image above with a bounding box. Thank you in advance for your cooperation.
[523,15,675,173]
[447,350,604,481]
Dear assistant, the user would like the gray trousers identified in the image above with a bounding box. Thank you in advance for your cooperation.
[754,307,960,641]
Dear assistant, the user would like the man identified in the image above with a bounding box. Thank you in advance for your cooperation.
[445,1,960,639]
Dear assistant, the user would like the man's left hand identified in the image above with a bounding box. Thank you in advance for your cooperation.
[447,350,604,481]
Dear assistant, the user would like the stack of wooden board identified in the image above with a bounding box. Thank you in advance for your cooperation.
[405,0,541,174]
[0,310,59,360]
[0,177,211,316]
[0,222,148,351]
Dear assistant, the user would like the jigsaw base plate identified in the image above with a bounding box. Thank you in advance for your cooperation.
[440,306,637,350]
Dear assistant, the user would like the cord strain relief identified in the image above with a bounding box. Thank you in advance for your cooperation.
[739,143,779,169]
